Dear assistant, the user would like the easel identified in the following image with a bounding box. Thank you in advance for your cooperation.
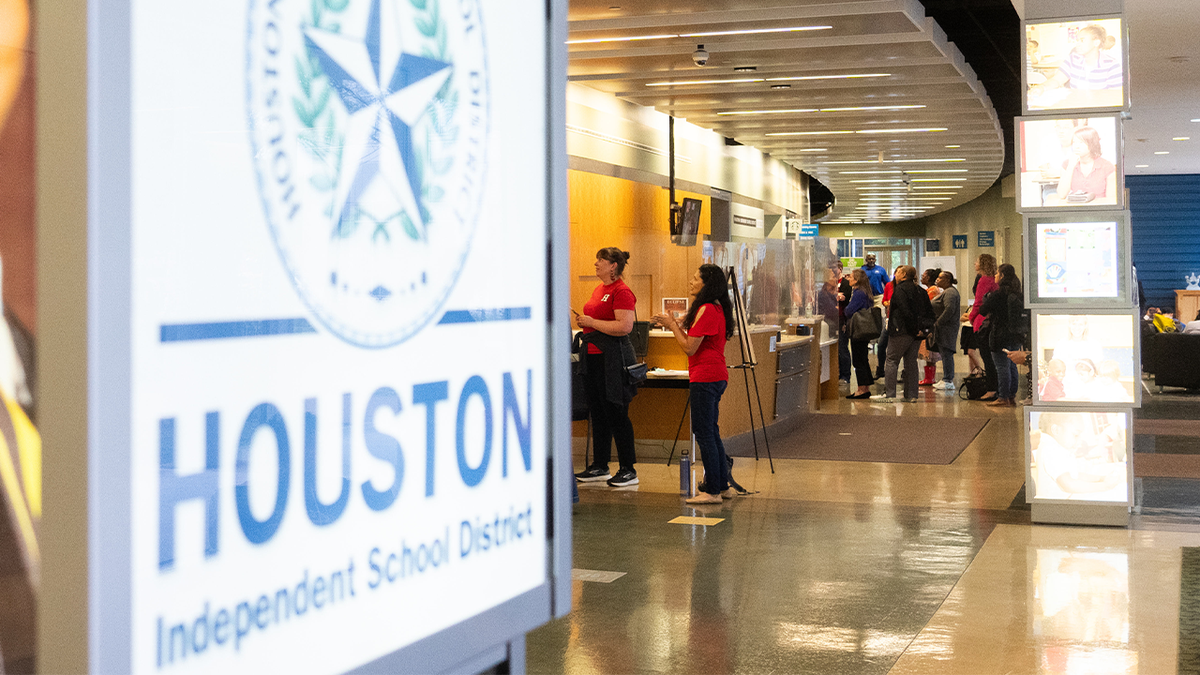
[665,267,774,474]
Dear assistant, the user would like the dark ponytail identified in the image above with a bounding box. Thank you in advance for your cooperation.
[683,264,734,339]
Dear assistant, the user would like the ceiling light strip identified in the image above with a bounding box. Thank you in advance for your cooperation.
[648,73,890,87]
[567,24,832,44]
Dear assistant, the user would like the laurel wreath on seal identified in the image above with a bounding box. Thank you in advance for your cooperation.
[294,0,349,221]
[292,0,459,245]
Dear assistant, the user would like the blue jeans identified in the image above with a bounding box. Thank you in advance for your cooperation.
[938,346,956,383]
[690,380,731,495]
[993,346,1020,400]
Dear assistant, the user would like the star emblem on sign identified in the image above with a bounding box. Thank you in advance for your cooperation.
[303,0,452,241]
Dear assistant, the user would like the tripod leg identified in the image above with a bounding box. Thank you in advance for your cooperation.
[749,367,774,474]
[741,366,760,460]
[666,391,690,466]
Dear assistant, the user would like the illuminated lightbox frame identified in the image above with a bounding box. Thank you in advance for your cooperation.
[1024,407,1134,507]
[1015,114,1125,213]
[1029,308,1142,408]
[1023,211,1133,309]
[1022,14,1129,116]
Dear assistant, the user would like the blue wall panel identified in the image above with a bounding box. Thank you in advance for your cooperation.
[1127,174,1200,315]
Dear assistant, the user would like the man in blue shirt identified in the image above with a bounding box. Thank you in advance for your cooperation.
[861,254,890,296]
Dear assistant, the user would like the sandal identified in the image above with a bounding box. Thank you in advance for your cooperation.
[979,392,998,402]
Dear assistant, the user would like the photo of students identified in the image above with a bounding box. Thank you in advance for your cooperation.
[1029,411,1128,503]
[1026,19,1124,111]
[1018,116,1120,209]
[1035,314,1135,404]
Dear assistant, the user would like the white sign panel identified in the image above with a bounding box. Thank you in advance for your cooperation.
[126,1,549,673]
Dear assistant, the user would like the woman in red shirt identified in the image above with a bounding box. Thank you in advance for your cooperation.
[573,247,640,487]
[652,264,734,504]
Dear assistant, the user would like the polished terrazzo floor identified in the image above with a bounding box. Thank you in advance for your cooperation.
[527,377,1200,675]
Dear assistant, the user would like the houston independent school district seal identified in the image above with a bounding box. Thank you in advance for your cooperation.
[247,0,489,348]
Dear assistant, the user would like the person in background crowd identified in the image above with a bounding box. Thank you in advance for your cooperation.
[980,263,1024,408]
[919,268,944,386]
[931,271,961,391]
[963,253,999,401]
[960,272,986,376]
[833,263,853,383]
[860,253,890,298]
[844,269,876,400]
[875,265,934,403]
[1184,310,1200,335]
[574,247,640,487]
[874,264,905,380]
[653,264,735,505]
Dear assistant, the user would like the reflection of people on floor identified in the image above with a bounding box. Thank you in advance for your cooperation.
[1038,358,1066,401]
[1033,412,1126,501]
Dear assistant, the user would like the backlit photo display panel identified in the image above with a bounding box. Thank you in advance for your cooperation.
[1031,310,1140,406]
[1024,212,1131,308]
[1025,409,1133,506]
[1024,16,1127,114]
[1016,115,1123,212]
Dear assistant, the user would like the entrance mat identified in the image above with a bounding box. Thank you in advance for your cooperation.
[726,414,988,465]
[1181,547,1200,675]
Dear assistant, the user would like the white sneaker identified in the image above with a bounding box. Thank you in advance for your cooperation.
[942,382,956,391]
[932,380,949,390]
[869,394,889,399]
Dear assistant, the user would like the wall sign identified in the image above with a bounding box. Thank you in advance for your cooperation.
[952,235,968,250]
[926,239,940,252]
[91,1,563,672]
[978,231,996,247]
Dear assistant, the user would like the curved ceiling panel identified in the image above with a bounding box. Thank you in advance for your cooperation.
[567,0,1005,224]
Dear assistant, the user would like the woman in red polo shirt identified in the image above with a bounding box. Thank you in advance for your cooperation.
[652,264,734,504]
[573,247,640,487]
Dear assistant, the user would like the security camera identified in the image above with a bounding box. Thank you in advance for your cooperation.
[692,45,709,67]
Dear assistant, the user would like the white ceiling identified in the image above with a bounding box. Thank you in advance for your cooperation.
[567,0,1006,224]
[1121,0,1200,175]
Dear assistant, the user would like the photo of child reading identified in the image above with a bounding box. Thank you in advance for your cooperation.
[1029,411,1128,503]
[1035,314,1134,403]
[1026,19,1124,111]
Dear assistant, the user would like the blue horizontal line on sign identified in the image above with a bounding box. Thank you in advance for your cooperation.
[438,307,532,324]
[160,318,317,343]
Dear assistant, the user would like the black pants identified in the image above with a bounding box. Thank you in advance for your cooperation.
[851,339,875,389]
[977,327,998,392]
[584,353,636,470]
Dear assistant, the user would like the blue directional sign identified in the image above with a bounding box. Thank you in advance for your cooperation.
[978,230,995,247]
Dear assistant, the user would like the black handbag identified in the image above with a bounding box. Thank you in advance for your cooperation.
[625,361,648,386]
[848,306,882,341]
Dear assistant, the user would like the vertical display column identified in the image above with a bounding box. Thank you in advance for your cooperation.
[1017,1,1136,526]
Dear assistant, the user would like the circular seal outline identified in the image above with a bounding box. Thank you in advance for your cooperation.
[244,0,491,349]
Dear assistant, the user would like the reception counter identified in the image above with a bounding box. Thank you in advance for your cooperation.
[573,326,814,446]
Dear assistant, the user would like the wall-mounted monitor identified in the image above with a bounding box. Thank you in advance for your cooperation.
[672,197,702,246]
[1016,114,1123,212]
[1023,16,1128,114]
[1030,310,1141,407]
[1024,212,1132,308]
[1025,409,1132,506]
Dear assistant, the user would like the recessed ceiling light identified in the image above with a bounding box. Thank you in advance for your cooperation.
[945,145,960,148]
[856,127,947,134]
[796,148,828,152]
[568,24,832,44]
[765,130,854,136]
[1174,136,1190,141]
[770,84,792,90]
[1192,119,1200,122]
[1155,151,1170,155]
[1135,164,1149,168]
[734,66,757,73]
